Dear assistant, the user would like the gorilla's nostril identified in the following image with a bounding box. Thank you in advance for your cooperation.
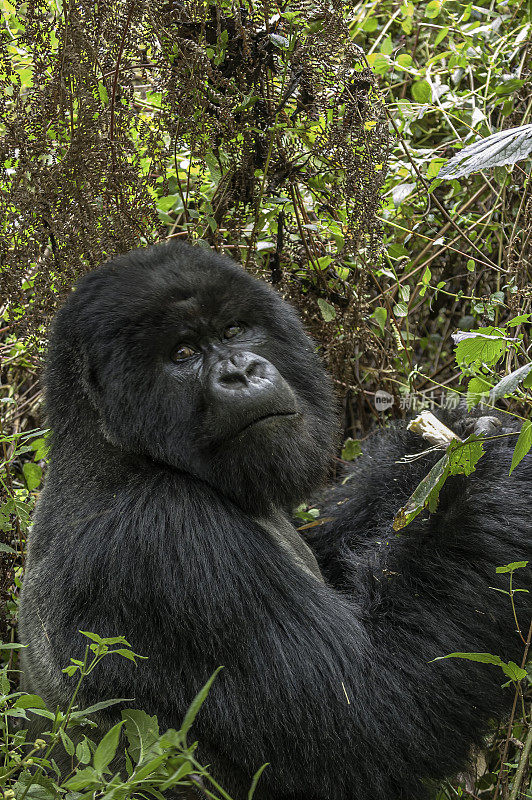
[245,361,264,379]
[220,370,248,388]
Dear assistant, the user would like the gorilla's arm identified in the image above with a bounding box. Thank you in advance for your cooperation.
[20,432,531,800]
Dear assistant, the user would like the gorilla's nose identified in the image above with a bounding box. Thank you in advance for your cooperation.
[214,352,275,393]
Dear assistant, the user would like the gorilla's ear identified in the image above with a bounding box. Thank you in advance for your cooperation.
[80,349,104,413]
[79,347,127,448]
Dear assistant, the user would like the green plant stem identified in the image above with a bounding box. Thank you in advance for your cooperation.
[509,717,532,800]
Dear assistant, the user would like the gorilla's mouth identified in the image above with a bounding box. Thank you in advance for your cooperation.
[237,411,299,436]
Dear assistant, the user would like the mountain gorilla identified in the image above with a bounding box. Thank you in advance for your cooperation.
[19,241,531,800]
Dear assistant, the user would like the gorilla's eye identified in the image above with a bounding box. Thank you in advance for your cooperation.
[224,324,244,339]
[171,345,198,362]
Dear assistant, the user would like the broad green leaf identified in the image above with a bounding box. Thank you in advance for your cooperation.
[317,298,336,322]
[447,437,484,476]
[496,561,529,574]
[439,124,532,180]
[507,314,531,327]
[412,79,431,104]
[455,336,507,368]
[396,54,413,69]
[13,770,57,800]
[489,363,532,401]
[393,301,408,318]
[434,26,449,45]
[387,243,409,259]
[502,661,528,681]
[31,437,49,460]
[425,0,441,17]
[122,709,160,764]
[156,195,180,212]
[23,462,42,490]
[13,694,47,709]
[509,420,532,476]
[93,720,124,774]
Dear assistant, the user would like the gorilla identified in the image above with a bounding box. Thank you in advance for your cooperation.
[19,241,531,800]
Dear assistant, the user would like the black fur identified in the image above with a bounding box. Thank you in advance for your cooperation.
[19,241,531,800]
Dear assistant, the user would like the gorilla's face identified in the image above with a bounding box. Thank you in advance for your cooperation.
[47,242,338,512]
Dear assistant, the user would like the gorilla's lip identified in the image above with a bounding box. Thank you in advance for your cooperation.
[237,411,298,436]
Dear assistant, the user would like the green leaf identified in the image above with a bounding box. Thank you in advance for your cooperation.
[159,760,194,790]
[380,36,393,55]
[455,336,507,368]
[317,256,332,270]
[467,377,491,409]
[75,739,92,765]
[425,0,442,18]
[387,243,409,259]
[248,762,270,798]
[412,79,431,104]
[432,651,526,680]
[93,721,124,774]
[317,298,336,322]
[63,767,99,790]
[111,647,146,662]
[426,158,446,179]
[396,54,413,69]
[180,667,223,744]
[434,26,449,45]
[447,437,484,476]
[371,306,387,335]
[31,437,49,461]
[502,661,528,681]
[23,462,42,490]
[509,420,532,476]
[156,195,180,212]
[439,124,532,180]
[489,363,532,402]
[496,561,529,574]
[122,709,160,765]
[13,694,47,709]
[69,697,132,719]
[130,753,167,782]
[507,314,531,327]
[59,727,76,756]
[0,542,16,554]
[362,16,378,31]
[341,438,362,462]
[393,454,449,530]
[393,301,408,318]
